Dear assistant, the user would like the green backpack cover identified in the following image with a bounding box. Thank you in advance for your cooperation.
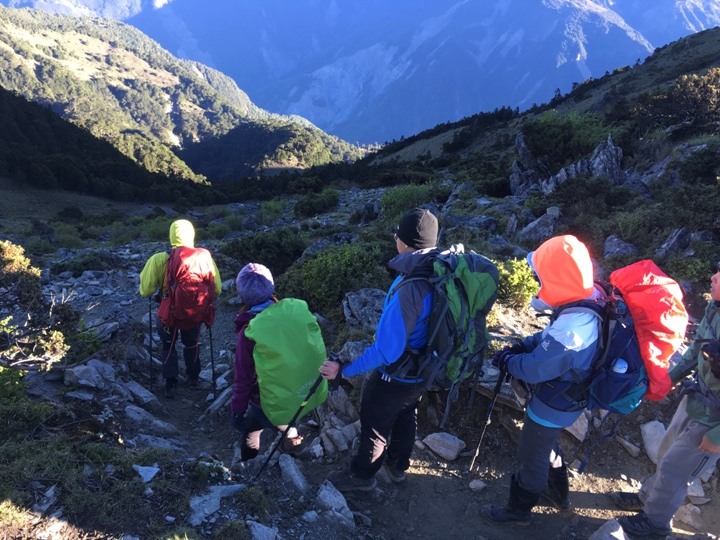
[245,298,328,426]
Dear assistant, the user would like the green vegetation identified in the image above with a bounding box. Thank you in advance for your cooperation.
[0,6,364,198]
[221,228,307,277]
[495,258,539,308]
[278,243,389,318]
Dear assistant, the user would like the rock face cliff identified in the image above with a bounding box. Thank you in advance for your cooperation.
[9,0,717,143]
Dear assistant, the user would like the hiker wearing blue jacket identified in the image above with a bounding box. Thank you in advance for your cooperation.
[611,264,720,537]
[320,207,439,492]
[483,234,602,524]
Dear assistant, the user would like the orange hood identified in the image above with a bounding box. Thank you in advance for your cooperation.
[529,235,594,308]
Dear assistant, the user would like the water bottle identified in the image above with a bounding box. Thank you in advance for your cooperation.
[611,358,628,374]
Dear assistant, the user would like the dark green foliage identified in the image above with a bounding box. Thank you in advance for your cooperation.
[545,176,643,252]
[221,228,306,277]
[294,188,339,218]
[0,7,363,194]
[278,244,389,317]
[522,112,611,173]
[678,144,720,185]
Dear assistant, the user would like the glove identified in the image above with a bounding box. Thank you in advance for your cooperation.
[325,352,344,392]
[232,412,247,433]
[491,342,526,369]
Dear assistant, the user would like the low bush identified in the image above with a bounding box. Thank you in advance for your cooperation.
[221,227,306,277]
[495,257,538,308]
[278,243,389,319]
[381,182,450,222]
[294,187,339,218]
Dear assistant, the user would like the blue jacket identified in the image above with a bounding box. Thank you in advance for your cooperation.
[342,249,436,382]
[508,306,600,428]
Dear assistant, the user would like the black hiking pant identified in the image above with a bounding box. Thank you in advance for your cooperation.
[158,320,201,384]
[240,404,275,461]
[516,413,566,496]
[351,371,424,480]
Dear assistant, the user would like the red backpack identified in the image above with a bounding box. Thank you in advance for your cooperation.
[157,246,217,329]
[610,260,688,400]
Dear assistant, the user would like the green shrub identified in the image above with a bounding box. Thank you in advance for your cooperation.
[53,222,85,249]
[278,243,389,318]
[221,227,306,277]
[381,183,449,222]
[495,257,538,308]
[261,199,288,224]
[294,187,339,218]
[522,111,611,172]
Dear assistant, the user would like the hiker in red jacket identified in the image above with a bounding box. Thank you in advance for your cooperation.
[139,219,222,398]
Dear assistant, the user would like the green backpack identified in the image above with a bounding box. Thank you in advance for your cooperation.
[244,298,328,426]
[392,244,499,424]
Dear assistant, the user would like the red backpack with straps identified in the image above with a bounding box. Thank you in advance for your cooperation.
[610,259,688,400]
[157,246,217,329]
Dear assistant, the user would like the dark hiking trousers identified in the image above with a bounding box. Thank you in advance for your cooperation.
[240,404,275,461]
[351,370,425,480]
[158,320,201,382]
[516,413,566,495]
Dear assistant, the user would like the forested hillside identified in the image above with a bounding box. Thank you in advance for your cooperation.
[0,6,365,184]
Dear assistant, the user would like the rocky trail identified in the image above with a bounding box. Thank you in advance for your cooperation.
[2,181,719,539]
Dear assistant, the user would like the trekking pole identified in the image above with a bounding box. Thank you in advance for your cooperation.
[252,373,326,483]
[148,297,153,390]
[468,366,507,472]
[207,324,216,400]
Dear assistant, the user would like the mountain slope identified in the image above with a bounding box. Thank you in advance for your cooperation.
[0,5,364,183]
[5,1,720,144]
[95,0,720,143]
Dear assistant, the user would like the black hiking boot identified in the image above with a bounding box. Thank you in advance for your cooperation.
[383,462,406,484]
[611,491,644,511]
[164,378,177,399]
[540,464,570,511]
[618,512,671,537]
[328,469,377,493]
[482,475,539,525]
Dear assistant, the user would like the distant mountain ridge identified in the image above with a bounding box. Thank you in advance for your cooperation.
[3,0,718,144]
[0,4,364,183]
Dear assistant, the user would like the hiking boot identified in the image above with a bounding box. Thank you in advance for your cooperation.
[164,379,177,399]
[611,491,644,511]
[482,475,538,526]
[481,504,532,525]
[279,435,307,457]
[383,462,406,483]
[540,485,570,511]
[618,512,671,537]
[541,465,570,511]
[328,469,377,493]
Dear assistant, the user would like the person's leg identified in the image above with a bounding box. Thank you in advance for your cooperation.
[352,374,423,480]
[180,326,201,383]
[386,392,423,471]
[157,320,178,396]
[241,405,274,461]
[641,419,718,528]
[516,416,562,495]
[542,447,570,510]
[484,414,555,523]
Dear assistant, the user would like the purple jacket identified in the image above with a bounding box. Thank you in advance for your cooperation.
[230,310,260,414]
